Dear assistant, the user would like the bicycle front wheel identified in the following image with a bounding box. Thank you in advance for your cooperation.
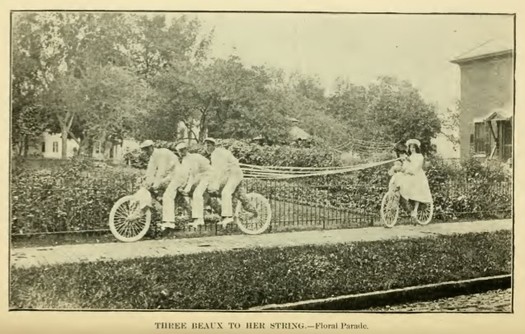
[235,193,272,235]
[381,191,400,228]
[109,195,151,242]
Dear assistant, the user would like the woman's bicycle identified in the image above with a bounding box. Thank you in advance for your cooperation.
[108,182,272,242]
[380,179,434,228]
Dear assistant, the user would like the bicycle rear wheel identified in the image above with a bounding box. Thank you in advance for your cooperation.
[235,193,272,235]
[415,201,434,225]
[381,191,400,228]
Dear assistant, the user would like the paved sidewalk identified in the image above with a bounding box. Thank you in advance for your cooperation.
[11,219,511,269]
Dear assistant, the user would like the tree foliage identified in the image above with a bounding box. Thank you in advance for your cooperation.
[12,12,444,159]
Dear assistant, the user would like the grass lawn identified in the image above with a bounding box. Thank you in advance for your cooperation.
[10,230,511,310]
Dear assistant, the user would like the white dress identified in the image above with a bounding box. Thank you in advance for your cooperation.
[399,153,432,203]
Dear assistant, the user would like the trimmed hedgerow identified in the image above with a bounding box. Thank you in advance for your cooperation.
[11,153,512,236]
[124,138,342,169]
[10,230,511,310]
[11,157,141,234]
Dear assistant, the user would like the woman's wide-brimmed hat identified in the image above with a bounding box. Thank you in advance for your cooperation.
[406,139,421,147]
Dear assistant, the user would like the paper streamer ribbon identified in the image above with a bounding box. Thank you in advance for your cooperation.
[241,158,400,180]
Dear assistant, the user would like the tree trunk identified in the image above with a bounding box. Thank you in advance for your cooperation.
[61,128,68,159]
[199,114,207,142]
[57,112,75,159]
[199,110,210,142]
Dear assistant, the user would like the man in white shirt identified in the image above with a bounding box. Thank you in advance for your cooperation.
[204,138,256,227]
[137,140,181,228]
[175,142,211,229]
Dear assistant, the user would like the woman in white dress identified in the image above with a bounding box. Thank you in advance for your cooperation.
[398,139,432,218]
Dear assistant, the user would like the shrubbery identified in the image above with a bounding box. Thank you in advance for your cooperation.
[124,139,342,169]
[11,157,141,234]
[10,231,511,309]
[11,146,512,235]
[250,156,511,221]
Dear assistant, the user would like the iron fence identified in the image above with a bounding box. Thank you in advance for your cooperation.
[10,178,512,238]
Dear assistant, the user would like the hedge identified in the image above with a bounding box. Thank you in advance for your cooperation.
[11,158,140,234]
[10,230,511,309]
[11,153,512,235]
[124,138,343,169]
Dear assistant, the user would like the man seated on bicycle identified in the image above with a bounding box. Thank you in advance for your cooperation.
[132,140,180,223]
[175,142,212,229]
[204,138,257,227]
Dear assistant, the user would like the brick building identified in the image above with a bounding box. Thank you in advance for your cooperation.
[451,41,514,161]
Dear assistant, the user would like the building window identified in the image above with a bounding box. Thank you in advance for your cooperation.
[501,121,512,161]
[95,142,101,154]
[41,142,46,153]
[473,122,487,154]
[52,142,59,153]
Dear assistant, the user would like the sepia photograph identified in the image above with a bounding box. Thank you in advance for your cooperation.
[8,10,514,316]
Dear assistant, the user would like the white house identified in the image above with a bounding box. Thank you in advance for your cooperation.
[108,139,141,162]
[26,130,142,163]
[431,134,460,159]
[177,120,201,143]
[27,130,80,159]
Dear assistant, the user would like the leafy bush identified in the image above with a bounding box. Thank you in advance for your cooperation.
[10,230,511,309]
[11,151,511,236]
[248,156,511,221]
[11,157,141,234]
[124,139,342,169]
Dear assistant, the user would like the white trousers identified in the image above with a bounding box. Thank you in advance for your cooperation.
[220,171,243,217]
[162,178,184,223]
[191,178,209,219]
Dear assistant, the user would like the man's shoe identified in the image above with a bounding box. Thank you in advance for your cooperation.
[127,210,143,221]
[187,219,205,229]
[218,217,234,228]
[159,222,176,231]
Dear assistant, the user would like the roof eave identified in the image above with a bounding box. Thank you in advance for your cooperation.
[450,49,513,65]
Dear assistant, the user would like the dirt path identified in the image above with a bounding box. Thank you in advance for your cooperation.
[11,219,511,269]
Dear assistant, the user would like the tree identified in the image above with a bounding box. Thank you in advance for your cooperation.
[12,13,54,156]
[12,12,134,158]
[440,100,461,150]
[127,14,213,80]
[142,56,291,143]
[75,65,154,156]
[202,57,290,141]
[326,76,442,154]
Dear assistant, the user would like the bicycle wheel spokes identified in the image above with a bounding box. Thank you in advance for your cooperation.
[236,193,272,235]
[381,192,400,228]
[109,195,152,242]
[416,202,433,225]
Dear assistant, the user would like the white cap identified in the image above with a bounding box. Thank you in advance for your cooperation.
[406,139,421,147]
[203,138,216,145]
[176,142,188,150]
[140,140,154,149]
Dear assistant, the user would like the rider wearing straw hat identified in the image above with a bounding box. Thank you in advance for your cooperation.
[175,142,212,229]
[140,140,180,190]
[131,140,180,222]
[204,137,256,227]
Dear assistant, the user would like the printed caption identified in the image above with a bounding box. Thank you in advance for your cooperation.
[155,321,369,331]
